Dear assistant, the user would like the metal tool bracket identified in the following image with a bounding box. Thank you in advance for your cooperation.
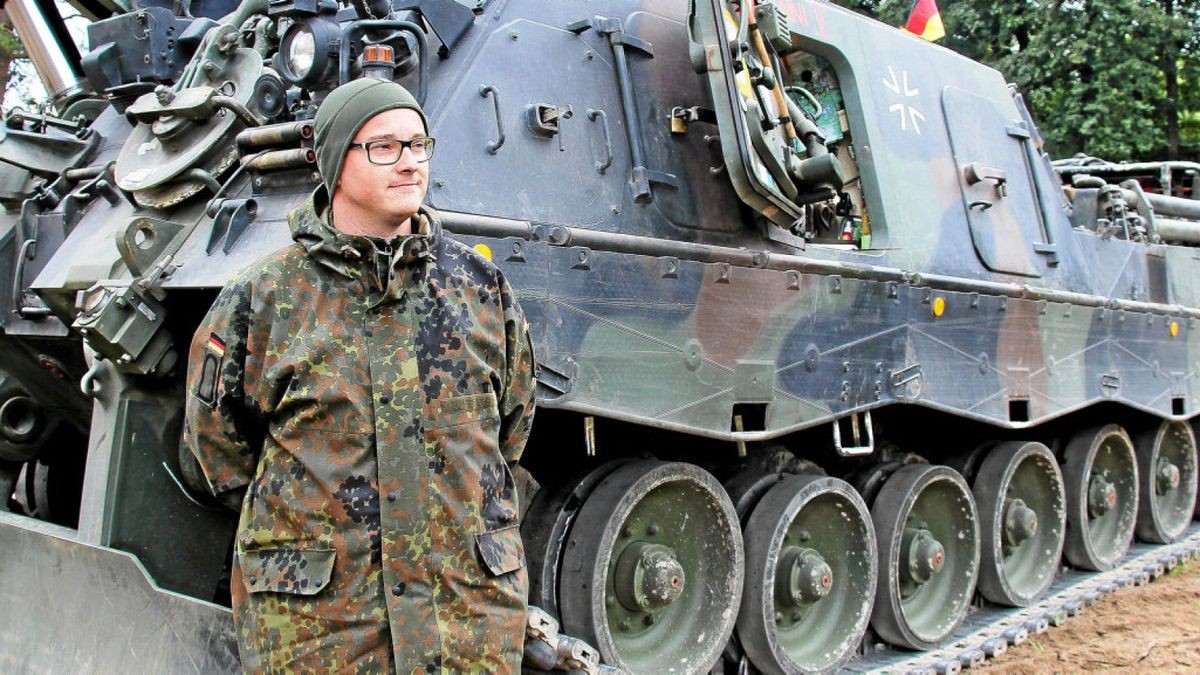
[534,357,575,397]
[567,16,677,204]
[206,198,259,254]
[566,17,653,55]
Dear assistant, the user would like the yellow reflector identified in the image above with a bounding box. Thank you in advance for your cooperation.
[473,243,493,261]
[932,296,946,317]
[1170,321,1180,337]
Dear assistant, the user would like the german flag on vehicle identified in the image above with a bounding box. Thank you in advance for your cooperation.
[903,0,946,42]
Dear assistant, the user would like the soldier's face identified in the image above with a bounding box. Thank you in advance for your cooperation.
[334,108,429,233]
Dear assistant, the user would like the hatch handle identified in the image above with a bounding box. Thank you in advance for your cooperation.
[964,162,1008,197]
[586,108,613,174]
[479,84,505,155]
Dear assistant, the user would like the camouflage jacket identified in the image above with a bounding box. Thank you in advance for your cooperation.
[183,192,535,673]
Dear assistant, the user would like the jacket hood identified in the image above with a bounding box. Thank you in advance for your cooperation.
[288,186,440,281]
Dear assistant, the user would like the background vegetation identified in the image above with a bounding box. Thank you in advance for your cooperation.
[835,0,1200,161]
[0,9,39,111]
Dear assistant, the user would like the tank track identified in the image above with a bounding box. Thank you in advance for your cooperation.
[847,522,1200,674]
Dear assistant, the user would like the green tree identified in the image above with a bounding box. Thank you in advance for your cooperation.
[0,9,40,113]
[1157,0,1200,157]
[998,0,1165,160]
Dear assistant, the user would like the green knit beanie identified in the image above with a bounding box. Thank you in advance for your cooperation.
[313,79,427,197]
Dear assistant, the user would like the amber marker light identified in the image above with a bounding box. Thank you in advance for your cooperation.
[473,243,494,261]
[1170,321,1180,337]
[932,296,946,317]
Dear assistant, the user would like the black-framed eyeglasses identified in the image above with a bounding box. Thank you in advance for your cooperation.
[348,136,436,164]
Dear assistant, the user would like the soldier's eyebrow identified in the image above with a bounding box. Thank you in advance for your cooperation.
[356,133,424,142]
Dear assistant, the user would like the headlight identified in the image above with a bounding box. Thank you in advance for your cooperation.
[278,19,337,89]
[286,27,316,78]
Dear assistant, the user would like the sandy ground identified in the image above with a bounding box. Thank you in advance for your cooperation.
[977,559,1200,672]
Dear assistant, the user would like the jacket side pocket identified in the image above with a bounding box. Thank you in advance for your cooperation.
[474,524,524,576]
[240,547,336,595]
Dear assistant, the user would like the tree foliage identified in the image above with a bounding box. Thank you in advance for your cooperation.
[0,9,42,114]
[833,0,1200,161]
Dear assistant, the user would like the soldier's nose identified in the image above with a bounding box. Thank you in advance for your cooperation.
[394,147,421,170]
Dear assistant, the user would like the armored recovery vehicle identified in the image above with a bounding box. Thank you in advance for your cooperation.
[2,0,1199,672]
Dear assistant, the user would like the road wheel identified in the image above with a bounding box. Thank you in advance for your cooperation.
[559,460,743,673]
[870,464,980,650]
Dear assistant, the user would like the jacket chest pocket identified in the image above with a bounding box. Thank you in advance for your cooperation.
[422,392,518,531]
[423,392,502,470]
[425,391,500,428]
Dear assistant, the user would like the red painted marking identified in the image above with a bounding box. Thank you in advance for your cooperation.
[789,0,807,26]
[773,0,831,39]
[774,1,805,27]
[810,1,828,37]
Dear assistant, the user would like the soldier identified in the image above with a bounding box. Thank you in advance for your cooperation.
[182,78,536,672]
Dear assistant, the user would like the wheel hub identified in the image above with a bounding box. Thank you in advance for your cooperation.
[1001,498,1038,548]
[774,546,833,622]
[1087,474,1118,518]
[613,541,685,614]
[1155,458,1181,495]
[901,526,944,588]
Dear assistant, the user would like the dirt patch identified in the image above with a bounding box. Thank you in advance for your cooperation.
[978,560,1200,672]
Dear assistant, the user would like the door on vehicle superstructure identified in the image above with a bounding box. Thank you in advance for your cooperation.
[686,0,850,246]
[942,86,1056,277]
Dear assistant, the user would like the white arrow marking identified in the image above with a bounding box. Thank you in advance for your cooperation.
[883,66,925,135]
[908,108,926,135]
[883,66,901,95]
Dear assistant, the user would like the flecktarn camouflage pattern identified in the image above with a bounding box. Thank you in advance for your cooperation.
[183,193,534,672]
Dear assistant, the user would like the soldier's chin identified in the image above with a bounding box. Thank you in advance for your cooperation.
[384,198,423,226]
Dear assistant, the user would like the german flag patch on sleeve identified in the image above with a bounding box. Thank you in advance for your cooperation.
[206,333,226,357]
